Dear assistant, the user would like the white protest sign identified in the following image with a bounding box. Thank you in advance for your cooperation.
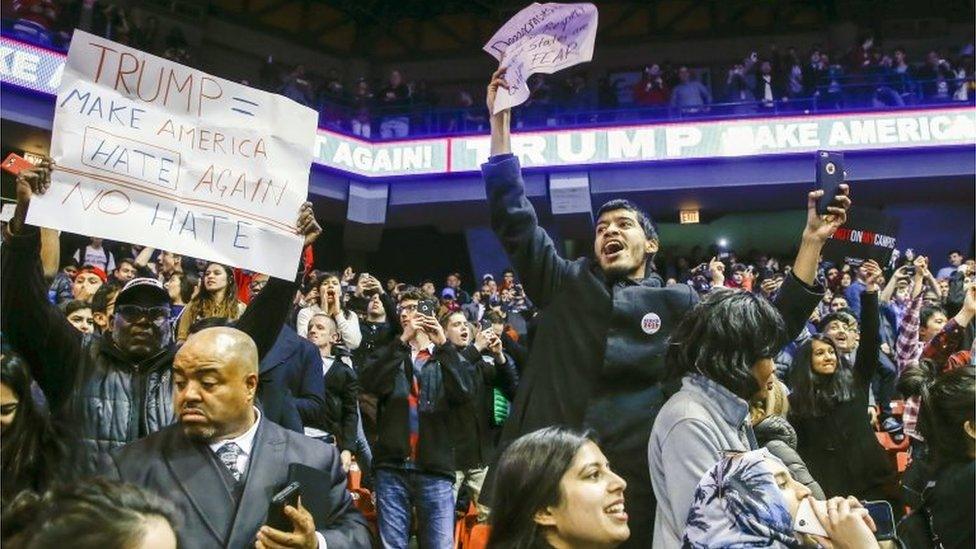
[484,2,598,114]
[28,31,318,280]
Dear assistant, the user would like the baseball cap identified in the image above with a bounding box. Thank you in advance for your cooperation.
[482,273,495,282]
[116,277,170,307]
[79,265,108,282]
[441,287,456,300]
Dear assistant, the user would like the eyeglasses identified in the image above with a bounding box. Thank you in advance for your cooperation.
[116,304,170,324]
[397,304,418,314]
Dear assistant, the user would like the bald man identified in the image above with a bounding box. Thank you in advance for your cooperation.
[105,328,372,549]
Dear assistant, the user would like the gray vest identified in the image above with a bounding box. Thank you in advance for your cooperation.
[72,336,175,471]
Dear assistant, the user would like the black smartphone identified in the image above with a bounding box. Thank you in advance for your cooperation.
[417,299,437,317]
[479,317,492,331]
[816,150,845,216]
[266,481,302,532]
[862,500,895,541]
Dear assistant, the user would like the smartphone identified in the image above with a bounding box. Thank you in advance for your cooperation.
[816,150,845,216]
[862,500,896,541]
[417,299,437,318]
[479,317,492,331]
[266,481,302,532]
[794,498,829,538]
[2,153,33,176]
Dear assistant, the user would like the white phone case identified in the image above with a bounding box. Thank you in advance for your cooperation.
[793,498,829,538]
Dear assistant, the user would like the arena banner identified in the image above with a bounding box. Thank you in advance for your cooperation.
[314,130,448,177]
[448,107,976,171]
[484,2,599,114]
[0,35,64,94]
[26,31,318,280]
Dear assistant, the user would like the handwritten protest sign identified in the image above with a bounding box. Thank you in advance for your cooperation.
[27,31,318,280]
[484,2,598,114]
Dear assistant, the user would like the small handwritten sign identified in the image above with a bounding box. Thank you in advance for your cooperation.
[484,2,598,114]
[27,31,318,280]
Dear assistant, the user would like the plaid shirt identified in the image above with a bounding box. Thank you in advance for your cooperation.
[896,295,967,440]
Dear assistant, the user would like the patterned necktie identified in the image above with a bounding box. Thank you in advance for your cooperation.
[216,442,243,482]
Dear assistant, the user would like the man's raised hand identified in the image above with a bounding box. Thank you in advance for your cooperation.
[486,66,509,115]
[295,201,322,247]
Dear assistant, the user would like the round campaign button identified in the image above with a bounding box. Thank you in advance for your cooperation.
[641,312,662,335]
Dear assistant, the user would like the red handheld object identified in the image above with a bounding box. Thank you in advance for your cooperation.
[1,153,33,176]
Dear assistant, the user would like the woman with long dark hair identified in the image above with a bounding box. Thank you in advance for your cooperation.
[788,261,898,505]
[0,352,79,507]
[488,427,629,549]
[175,263,244,343]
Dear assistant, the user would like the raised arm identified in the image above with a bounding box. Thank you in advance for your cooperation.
[237,202,321,361]
[880,265,910,303]
[40,227,60,282]
[853,260,882,382]
[1,160,83,408]
[773,184,851,341]
[483,68,573,307]
[334,311,362,350]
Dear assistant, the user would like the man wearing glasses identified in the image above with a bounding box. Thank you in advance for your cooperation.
[1,157,323,473]
[359,288,473,549]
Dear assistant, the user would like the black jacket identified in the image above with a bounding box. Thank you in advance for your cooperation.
[790,292,899,503]
[259,325,326,429]
[929,460,975,549]
[359,339,472,477]
[482,154,825,547]
[451,345,519,470]
[1,226,296,472]
[754,415,826,499]
[312,348,361,452]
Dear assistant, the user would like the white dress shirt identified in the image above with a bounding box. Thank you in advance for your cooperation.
[209,406,263,476]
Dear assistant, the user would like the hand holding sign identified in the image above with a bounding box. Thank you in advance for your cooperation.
[295,202,321,247]
[486,66,510,116]
[484,2,598,114]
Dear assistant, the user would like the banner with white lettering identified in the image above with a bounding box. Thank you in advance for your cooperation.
[27,31,317,280]
[484,2,598,114]
[822,207,900,267]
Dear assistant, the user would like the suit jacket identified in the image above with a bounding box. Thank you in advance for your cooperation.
[260,325,326,427]
[105,420,371,549]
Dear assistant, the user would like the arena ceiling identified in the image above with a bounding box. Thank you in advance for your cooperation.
[207,0,974,62]
[208,0,933,62]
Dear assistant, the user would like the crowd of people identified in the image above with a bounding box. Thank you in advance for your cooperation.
[259,38,976,138]
[0,39,974,549]
[2,0,194,64]
[4,6,973,138]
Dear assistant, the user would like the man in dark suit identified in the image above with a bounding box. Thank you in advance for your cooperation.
[253,273,328,430]
[105,327,371,549]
